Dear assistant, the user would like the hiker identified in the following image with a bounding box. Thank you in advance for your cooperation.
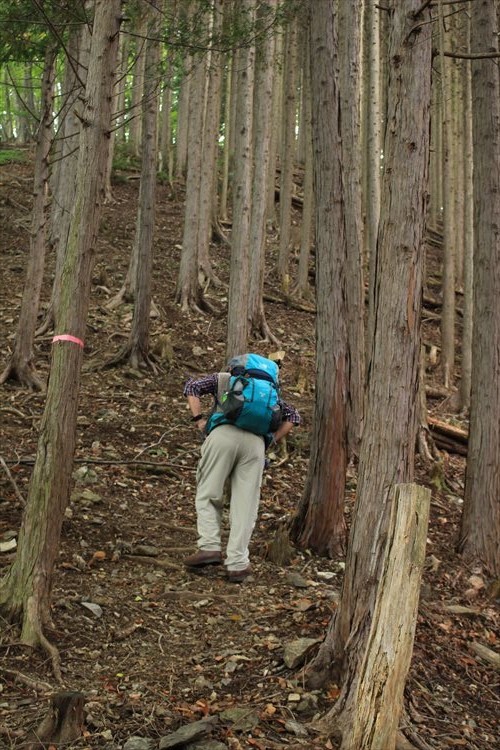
[183,353,301,583]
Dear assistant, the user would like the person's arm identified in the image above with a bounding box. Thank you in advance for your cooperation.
[183,374,218,433]
[270,399,300,443]
[272,419,294,443]
[186,394,207,432]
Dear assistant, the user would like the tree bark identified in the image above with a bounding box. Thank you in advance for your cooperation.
[248,0,278,341]
[315,484,430,750]
[289,0,350,558]
[458,0,500,576]
[126,0,163,369]
[278,15,298,288]
[226,0,256,358]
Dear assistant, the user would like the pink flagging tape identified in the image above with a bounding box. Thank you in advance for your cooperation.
[52,334,84,348]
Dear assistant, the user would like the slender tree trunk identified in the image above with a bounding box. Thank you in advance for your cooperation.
[278,16,298,288]
[129,13,147,157]
[458,0,500,576]
[42,13,91,336]
[198,0,224,285]
[459,17,474,412]
[226,0,255,358]
[219,53,233,222]
[0,47,56,389]
[126,0,162,370]
[175,32,208,311]
[338,0,364,454]
[0,1,121,676]
[248,0,278,342]
[439,0,456,388]
[295,33,314,300]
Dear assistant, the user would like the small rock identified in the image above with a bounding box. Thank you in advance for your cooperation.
[286,571,309,588]
[283,637,321,669]
[159,718,218,749]
[284,719,309,737]
[185,743,228,750]
[219,707,260,732]
[287,693,301,702]
[297,693,319,713]
[316,571,335,580]
[80,601,103,618]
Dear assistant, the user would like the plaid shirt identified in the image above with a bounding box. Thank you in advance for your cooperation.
[184,373,301,425]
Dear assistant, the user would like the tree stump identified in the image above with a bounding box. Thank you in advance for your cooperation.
[26,692,85,749]
[315,483,431,750]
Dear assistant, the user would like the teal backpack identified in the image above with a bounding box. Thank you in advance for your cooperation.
[206,353,283,437]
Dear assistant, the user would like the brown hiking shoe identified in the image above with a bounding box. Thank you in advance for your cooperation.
[227,566,252,583]
[184,550,223,568]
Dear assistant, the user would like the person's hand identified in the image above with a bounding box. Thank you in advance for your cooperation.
[197,418,207,432]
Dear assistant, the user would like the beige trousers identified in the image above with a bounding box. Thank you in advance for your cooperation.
[195,424,265,571]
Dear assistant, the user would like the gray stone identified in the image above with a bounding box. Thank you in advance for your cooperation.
[159,718,218,749]
[284,719,309,737]
[219,707,260,732]
[283,638,321,669]
[296,693,319,713]
[285,571,309,588]
[185,743,227,750]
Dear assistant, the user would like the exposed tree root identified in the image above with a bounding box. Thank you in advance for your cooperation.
[249,315,281,347]
[0,360,45,391]
[0,667,53,694]
[99,344,161,375]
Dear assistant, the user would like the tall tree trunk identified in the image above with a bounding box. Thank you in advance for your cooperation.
[128,13,147,157]
[42,17,91,333]
[248,0,278,342]
[226,0,255,358]
[295,40,314,301]
[439,0,456,388]
[306,0,432,726]
[0,47,56,390]
[125,0,162,370]
[175,20,209,312]
[289,0,350,558]
[459,15,474,412]
[0,1,121,677]
[458,0,500,576]
[338,0,364,454]
[198,0,225,286]
[277,16,298,288]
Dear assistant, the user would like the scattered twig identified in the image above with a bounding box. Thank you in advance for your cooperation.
[0,456,25,505]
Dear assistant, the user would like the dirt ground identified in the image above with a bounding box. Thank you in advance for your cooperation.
[0,160,498,749]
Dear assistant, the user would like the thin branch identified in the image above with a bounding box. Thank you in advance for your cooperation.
[0,456,25,505]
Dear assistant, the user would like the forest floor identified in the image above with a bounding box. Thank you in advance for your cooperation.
[0,158,498,750]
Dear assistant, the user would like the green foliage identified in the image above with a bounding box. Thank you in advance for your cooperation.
[0,148,27,165]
